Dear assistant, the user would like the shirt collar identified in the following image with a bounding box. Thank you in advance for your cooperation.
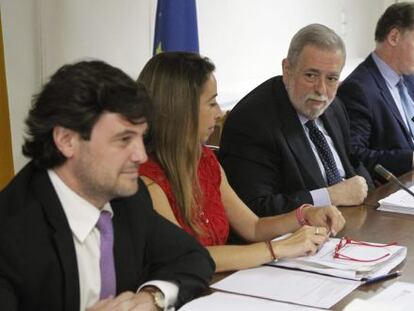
[48,169,113,243]
[372,52,401,87]
[297,113,323,128]
[298,113,309,125]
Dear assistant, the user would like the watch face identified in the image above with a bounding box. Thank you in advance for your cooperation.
[142,287,166,308]
[154,291,165,308]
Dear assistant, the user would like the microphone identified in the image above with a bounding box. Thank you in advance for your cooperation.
[374,164,414,198]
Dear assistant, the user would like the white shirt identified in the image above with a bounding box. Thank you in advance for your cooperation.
[298,114,346,206]
[48,170,178,310]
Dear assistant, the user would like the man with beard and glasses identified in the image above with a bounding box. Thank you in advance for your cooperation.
[0,60,214,311]
[220,24,373,224]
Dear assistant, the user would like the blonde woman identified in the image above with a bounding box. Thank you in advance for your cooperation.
[138,52,345,272]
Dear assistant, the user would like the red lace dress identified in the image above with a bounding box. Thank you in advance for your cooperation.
[139,146,229,246]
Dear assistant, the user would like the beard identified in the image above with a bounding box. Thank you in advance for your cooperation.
[72,147,139,207]
[301,93,331,119]
[287,83,333,120]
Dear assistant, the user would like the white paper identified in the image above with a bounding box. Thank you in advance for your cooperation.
[378,185,414,215]
[343,298,396,311]
[369,282,414,309]
[344,282,414,311]
[180,292,323,311]
[210,266,360,309]
[270,238,406,280]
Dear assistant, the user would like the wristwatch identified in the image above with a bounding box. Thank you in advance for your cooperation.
[142,286,165,310]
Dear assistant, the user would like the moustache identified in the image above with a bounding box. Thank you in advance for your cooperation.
[306,94,328,102]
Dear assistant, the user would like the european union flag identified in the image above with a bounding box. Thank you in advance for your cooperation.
[153,0,199,55]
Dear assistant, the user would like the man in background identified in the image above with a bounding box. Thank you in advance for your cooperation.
[220,24,372,218]
[338,2,414,180]
[0,60,214,310]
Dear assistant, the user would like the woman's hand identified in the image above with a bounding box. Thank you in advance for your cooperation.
[303,205,345,236]
[273,225,329,259]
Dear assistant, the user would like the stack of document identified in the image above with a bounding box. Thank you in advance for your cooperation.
[269,238,406,280]
[210,238,406,309]
[377,185,414,214]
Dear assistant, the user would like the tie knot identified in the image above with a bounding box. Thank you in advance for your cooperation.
[96,211,113,235]
[305,120,317,131]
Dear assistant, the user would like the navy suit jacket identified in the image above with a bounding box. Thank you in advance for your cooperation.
[219,76,373,218]
[0,162,214,311]
[338,55,414,179]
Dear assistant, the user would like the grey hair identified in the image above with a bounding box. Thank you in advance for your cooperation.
[287,23,346,67]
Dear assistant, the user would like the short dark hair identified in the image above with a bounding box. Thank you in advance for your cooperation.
[23,60,152,169]
[375,2,414,42]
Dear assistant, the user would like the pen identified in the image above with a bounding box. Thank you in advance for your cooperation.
[362,270,401,285]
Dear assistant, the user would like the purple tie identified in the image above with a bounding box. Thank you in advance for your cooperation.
[96,211,116,299]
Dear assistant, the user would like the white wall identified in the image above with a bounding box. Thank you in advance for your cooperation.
[1,0,395,172]
[1,0,155,171]
[198,0,388,108]
[1,0,42,172]
[39,0,154,82]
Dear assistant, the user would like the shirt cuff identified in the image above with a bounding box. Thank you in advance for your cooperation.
[138,280,178,311]
[310,188,332,207]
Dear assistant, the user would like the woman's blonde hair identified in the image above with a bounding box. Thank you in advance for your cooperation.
[138,52,215,235]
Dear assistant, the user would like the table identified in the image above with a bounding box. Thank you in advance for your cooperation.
[212,170,414,310]
[334,171,414,309]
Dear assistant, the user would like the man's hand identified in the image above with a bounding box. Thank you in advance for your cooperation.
[327,175,368,206]
[303,205,345,236]
[87,291,158,311]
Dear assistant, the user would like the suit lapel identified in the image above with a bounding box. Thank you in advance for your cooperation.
[404,75,414,101]
[112,198,139,293]
[279,89,326,187]
[33,170,80,311]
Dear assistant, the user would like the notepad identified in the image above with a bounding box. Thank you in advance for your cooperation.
[378,185,414,215]
[268,238,406,280]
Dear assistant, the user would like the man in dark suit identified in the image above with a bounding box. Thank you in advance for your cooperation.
[338,2,414,179]
[220,24,372,218]
[0,61,214,310]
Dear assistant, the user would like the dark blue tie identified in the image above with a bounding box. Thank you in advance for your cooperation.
[305,120,341,186]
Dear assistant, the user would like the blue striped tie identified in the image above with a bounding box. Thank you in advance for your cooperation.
[397,78,414,138]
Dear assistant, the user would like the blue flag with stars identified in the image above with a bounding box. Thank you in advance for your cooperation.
[153,0,199,55]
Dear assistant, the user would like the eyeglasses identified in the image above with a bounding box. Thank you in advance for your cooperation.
[333,237,398,262]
